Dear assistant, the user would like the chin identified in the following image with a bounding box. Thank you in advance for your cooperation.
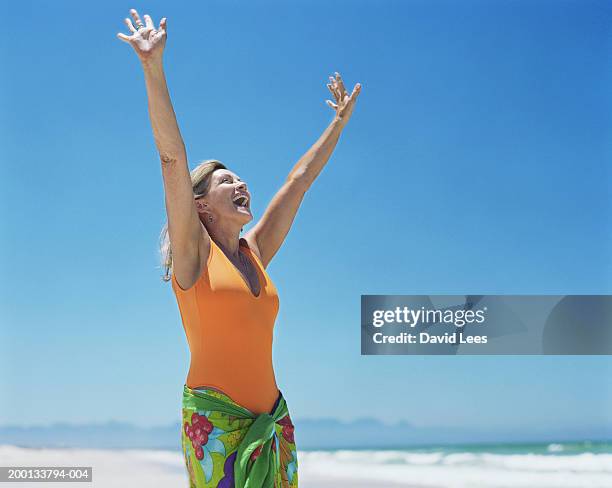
[236,208,253,223]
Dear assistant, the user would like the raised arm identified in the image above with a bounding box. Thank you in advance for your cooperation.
[117,9,208,286]
[244,73,361,268]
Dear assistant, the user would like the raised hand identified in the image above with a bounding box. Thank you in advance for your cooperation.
[117,9,167,65]
[326,72,361,123]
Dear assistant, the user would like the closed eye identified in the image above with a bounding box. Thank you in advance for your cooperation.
[221,176,243,184]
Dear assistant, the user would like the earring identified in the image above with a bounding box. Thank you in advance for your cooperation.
[209,216,213,222]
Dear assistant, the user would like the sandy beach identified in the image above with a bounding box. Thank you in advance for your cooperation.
[3,444,610,487]
[0,445,428,487]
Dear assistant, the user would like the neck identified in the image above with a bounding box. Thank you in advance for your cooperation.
[207,226,242,258]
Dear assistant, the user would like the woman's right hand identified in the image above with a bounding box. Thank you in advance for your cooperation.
[117,9,167,65]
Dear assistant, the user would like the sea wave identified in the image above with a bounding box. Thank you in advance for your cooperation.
[2,444,612,488]
[300,448,612,487]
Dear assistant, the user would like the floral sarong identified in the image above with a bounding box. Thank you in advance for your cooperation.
[181,385,299,487]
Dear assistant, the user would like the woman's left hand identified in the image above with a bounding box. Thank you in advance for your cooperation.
[326,72,361,124]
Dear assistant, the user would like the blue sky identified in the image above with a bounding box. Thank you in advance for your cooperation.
[1,0,611,435]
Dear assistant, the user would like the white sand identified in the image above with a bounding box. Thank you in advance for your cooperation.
[0,445,427,487]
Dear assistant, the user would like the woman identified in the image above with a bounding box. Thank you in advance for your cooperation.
[117,8,361,487]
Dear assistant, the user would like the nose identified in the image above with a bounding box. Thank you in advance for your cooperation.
[237,181,247,192]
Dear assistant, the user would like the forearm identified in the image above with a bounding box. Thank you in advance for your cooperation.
[141,60,187,162]
[288,116,346,189]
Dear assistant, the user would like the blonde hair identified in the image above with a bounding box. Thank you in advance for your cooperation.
[159,159,227,282]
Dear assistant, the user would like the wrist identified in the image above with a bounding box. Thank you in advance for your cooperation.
[332,115,348,130]
[141,56,164,73]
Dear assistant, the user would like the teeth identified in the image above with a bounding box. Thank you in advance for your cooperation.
[233,195,248,207]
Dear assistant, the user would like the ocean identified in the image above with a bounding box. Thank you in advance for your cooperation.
[299,441,612,487]
[1,440,610,487]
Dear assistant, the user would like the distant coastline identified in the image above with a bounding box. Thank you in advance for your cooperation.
[1,419,610,451]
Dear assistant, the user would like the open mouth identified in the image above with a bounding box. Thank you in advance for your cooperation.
[232,194,249,209]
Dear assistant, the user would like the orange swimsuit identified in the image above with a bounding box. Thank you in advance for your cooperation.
[171,236,280,415]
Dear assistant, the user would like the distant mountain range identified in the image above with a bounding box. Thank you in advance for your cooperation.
[1,418,610,450]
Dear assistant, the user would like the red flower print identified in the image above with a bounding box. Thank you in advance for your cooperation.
[250,444,263,462]
[191,412,213,433]
[184,411,214,460]
[277,415,295,444]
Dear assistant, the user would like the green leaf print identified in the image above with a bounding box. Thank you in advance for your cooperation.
[190,446,207,486]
